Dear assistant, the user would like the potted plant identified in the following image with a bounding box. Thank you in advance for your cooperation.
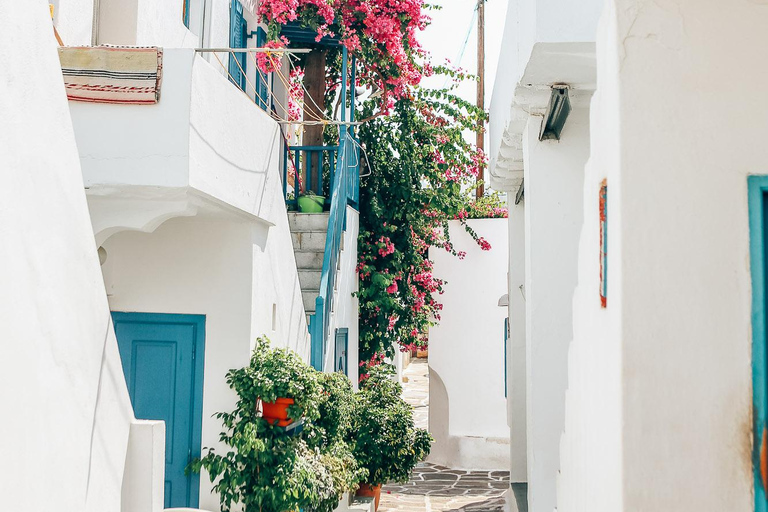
[351,365,432,510]
[298,191,325,213]
[228,336,321,427]
[190,337,367,512]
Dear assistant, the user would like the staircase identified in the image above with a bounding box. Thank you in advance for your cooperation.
[289,212,330,318]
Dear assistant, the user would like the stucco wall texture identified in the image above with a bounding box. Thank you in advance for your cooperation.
[0,2,134,510]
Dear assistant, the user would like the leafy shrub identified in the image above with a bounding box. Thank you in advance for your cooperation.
[191,338,367,512]
[351,364,432,485]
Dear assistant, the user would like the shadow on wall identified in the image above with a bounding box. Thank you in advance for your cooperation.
[428,367,458,463]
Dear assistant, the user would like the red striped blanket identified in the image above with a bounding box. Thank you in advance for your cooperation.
[58,46,163,104]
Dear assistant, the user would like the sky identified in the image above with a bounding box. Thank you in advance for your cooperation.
[418,0,508,111]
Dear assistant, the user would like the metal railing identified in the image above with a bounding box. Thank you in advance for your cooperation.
[306,46,359,370]
[309,129,359,369]
[282,145,339,210]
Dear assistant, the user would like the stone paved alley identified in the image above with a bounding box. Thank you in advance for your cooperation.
[379,358,511,512]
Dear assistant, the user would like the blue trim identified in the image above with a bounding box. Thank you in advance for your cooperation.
[112,312,205,509]
[749,175,768,512]
[228,0,247,91]
[335,328,349,375]
[183,0,190,28]
[254,27,269,109]
[302,46,360,370]
[503,318,508,398]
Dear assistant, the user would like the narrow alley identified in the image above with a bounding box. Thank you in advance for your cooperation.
[380,359,511,512]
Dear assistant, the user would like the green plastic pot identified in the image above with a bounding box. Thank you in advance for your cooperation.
[298,194,325,213]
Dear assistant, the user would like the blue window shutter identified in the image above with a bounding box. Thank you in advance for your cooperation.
[228,0,247,91]
[255,27,269,110]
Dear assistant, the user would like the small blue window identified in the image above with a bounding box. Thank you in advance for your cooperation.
[334,328,348,375]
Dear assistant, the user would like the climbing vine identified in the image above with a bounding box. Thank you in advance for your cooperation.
[256,1,507,361]
[355,66,500,360]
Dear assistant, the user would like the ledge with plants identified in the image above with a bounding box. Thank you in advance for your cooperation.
[190,337,431,512]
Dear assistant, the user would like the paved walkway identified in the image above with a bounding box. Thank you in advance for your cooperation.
[401,358,429,429]
[380,358,510,512]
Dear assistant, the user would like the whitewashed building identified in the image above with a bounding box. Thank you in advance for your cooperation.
[492,0,768,511]
[489,0,602,509]
[2,1,360,510]
[427,219,510,470]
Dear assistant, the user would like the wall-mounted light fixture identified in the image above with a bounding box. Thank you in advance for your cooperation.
[539,84,571,141]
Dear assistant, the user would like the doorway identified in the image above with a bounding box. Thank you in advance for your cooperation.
[112,312,206,509]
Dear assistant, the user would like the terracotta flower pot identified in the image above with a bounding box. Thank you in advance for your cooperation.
[356,483,382,511]
[261,397,295,427]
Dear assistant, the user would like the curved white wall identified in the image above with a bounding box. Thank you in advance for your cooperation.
[428,219,510,470]
[0,2,133,510]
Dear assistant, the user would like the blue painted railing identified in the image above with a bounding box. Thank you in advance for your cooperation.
[306,47,359,370]
[282,145,339,210]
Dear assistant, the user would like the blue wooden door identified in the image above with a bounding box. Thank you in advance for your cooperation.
[112,312,205,509]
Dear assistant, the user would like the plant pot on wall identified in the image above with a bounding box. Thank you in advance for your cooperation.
[261,397,295,427]
[356,483,382,510]
[298,194,325,213]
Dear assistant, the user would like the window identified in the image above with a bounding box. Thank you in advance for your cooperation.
[334,328,348,375]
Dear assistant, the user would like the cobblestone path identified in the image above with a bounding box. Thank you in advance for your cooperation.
[379,358,510,512]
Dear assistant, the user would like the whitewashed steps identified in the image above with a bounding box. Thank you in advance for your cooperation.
[288,212,330,315]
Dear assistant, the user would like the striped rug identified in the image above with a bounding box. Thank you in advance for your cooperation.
[58,46,163,104]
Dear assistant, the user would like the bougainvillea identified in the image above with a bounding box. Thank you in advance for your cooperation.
[257,0,429,105]
[354,66,490,359]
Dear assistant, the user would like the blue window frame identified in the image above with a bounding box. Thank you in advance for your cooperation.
[255,27,269,110]
[334,328,348,375]
[749,176,768,511]
[503,318,508,397]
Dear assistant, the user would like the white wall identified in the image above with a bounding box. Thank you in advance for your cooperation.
[0,2,134,510]
[101,215,310,510]
[489,0,601,184]
[51,0,95,45]
[322,207,360,385]
[428,219,510,470]
[560,1,765,510]
[523,108,588,512]
[506,199,527,483]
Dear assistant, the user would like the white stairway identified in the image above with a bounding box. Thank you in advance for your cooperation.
[288,212,330,316]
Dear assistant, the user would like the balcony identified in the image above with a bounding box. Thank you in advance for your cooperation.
[67,48,283,244]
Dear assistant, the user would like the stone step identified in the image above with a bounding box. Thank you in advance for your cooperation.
[298,269,322,290]
[302,289,320,313]
[291,231,327,252]
[295,251,324,270]
[288,212,330,232]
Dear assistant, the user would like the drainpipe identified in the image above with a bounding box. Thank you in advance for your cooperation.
[91,0,99,45]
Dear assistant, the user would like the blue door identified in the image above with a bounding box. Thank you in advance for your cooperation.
[112,312,205,509]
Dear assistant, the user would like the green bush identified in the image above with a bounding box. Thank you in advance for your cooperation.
[227,336,321,425]
[190,337,369,512]
[351,364,433,486]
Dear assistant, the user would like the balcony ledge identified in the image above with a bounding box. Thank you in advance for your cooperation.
[69,48,282,243]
